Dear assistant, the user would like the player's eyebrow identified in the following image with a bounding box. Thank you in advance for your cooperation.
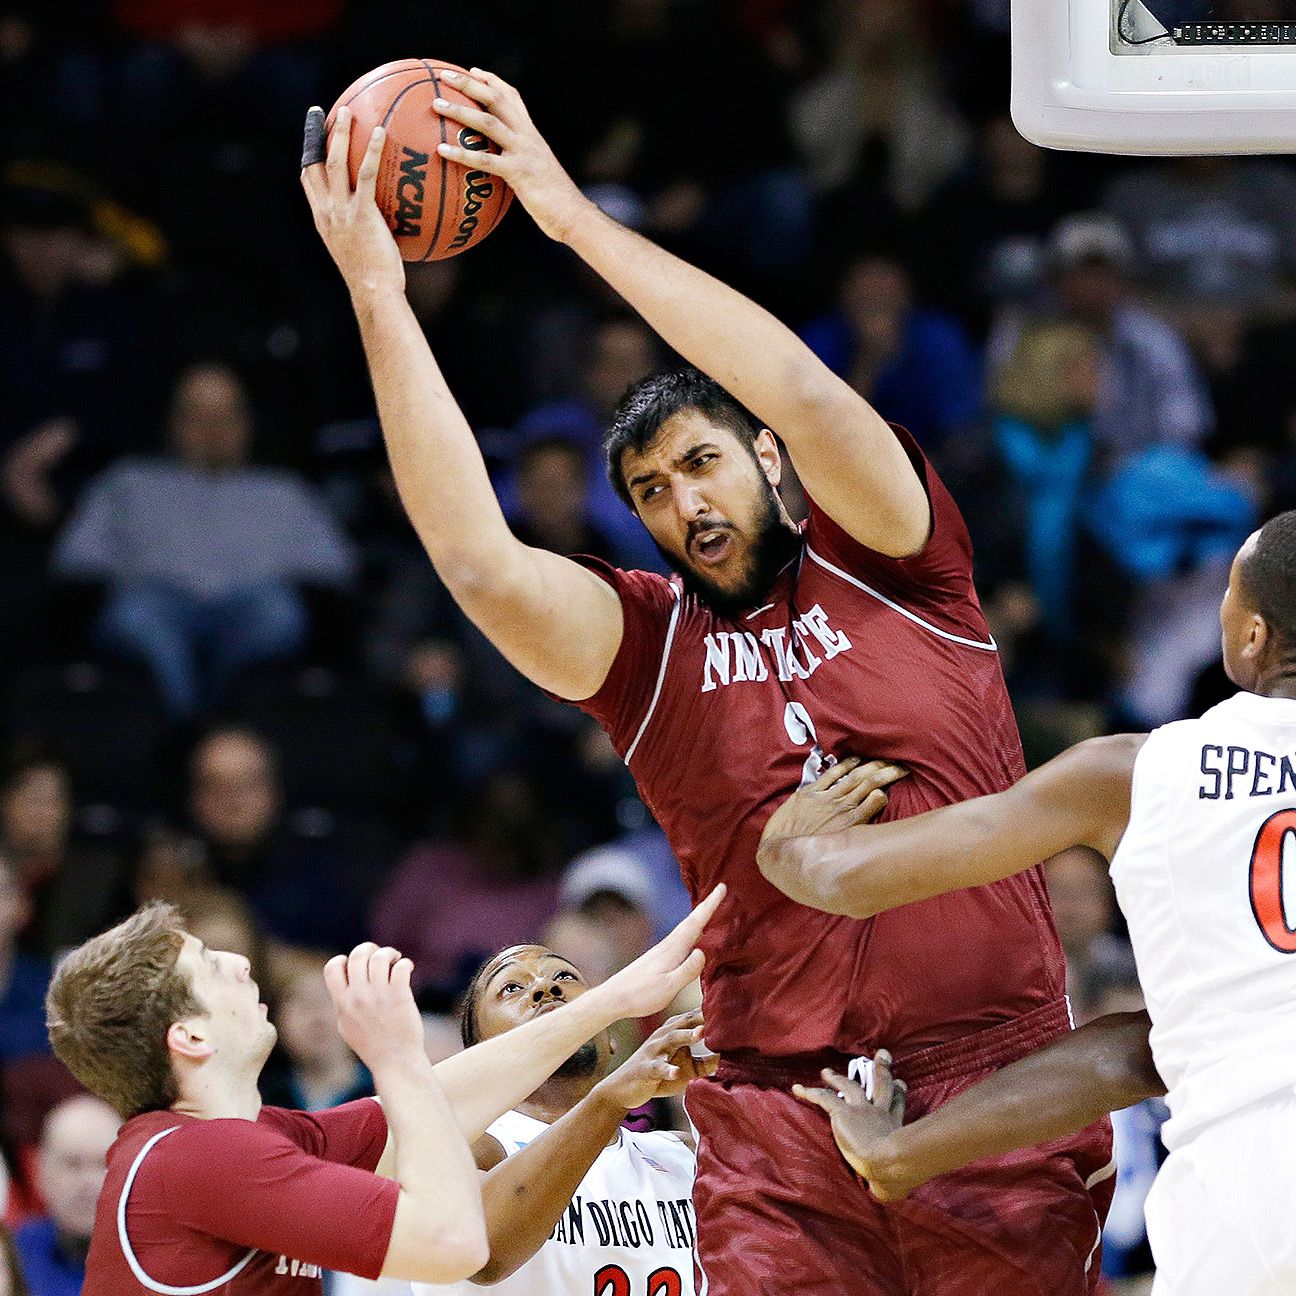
[485,953,580,991]
[627,442,721,491]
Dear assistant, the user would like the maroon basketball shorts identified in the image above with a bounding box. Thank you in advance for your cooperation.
[686,1000,1115,1296]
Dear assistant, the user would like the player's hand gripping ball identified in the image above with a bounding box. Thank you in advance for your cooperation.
[323,59,513,261]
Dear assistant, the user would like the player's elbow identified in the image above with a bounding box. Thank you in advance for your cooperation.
[387,1214,490,1285]
[424,1220,491,1285]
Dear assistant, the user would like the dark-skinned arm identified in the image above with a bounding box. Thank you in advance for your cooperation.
[470,1013,710,1285]
[758,733,1147,918]
[796,1011,1164,1202]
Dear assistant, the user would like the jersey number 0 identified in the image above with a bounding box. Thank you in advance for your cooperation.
[1249,809,1296,954]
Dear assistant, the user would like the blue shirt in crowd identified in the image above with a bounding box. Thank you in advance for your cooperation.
[0,953,52,1062]
[14,1217,86,1296]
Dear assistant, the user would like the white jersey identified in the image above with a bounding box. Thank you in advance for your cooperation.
[416,1109,697,1296]
[1111,691,1296,1150]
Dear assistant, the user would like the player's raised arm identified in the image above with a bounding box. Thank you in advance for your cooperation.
[757,735,1145,918]
[431,886,723,1142]
[431,70,930,558]
[300,107,622,702]
[795,1012,1162,1202]
[466,1011,712,1284]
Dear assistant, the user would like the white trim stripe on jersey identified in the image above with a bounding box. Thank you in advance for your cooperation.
[804,547,998,652]
[117,1126,257,1295]
[681,1090,708,1296]
[625,585,683,766]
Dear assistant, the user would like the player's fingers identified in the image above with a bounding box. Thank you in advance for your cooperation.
[871,1049,895,1111]
[470,66,519,95]
[855,789,888,822]
[792,1084,840,1115]
[664,883,725,955]
[811,756,860,792]
[821,1068,869,1106]
[659,1008,704,1034]
[301,106,327,171]
[327,106,353,190]
[890,1078,908,1122]
[356,125,385,201]
[694,1052,719,1079]
[348,941,379,988]
[658,1024,706,1057]
[391,957,415,995]
[667,947,705,993]
[439,68,499,111]
[432,96,511,146]
[368,946,402,982]
[435,141,508,176]
[322,954,349,999]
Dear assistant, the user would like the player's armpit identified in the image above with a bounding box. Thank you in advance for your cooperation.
[450,543,625,701]
[759,733,1147,918]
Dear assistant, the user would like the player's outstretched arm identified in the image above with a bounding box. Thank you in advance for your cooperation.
[432,886,723,1143]
[300,107,622,702]
[324,944,488,1283]
[431,70,929,559]
[796,1012,1162,1201]
[465,1012,712,1284]
[758,734,1146,917]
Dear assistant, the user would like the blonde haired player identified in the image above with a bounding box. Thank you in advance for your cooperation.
[759,511,1296,1295]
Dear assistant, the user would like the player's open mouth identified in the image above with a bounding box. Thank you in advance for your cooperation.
[690,528,733,566]
[534,1000,564,1018]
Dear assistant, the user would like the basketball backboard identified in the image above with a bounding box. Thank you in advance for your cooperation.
[1013,0,1296,152]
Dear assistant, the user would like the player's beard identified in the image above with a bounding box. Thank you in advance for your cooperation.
[554,1038,601,1079]
[655,475,802,617]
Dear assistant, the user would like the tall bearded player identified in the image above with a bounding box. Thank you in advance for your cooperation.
[301,78,1112,1295]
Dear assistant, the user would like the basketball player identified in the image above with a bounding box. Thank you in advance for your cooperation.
[420,945,707,1296]
[47,892,720,1294]
[759,513,1296,1294]
[302,76,1111,1294]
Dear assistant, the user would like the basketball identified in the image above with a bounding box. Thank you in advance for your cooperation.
[326,59,513,262]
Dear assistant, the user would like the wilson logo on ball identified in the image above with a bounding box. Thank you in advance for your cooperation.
[449,127,496,250]
[393,147,429,237]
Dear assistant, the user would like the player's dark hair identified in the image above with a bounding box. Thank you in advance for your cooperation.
[604,369,762,509]
[1240,510,1296,650]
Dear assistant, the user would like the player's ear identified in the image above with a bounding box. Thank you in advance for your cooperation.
[167,1020,214,1063]
[753,428,781,488]
[1246,611,1270,661]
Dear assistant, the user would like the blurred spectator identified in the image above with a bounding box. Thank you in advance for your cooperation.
[128,823,213,911]
[557,848,657,972]
[185,727,371,949]
[0,854,49,1064]
[1044,846,1133,1017]
[1105,157,1296,309]
[13,1095,118,1296]
[909,112,1079,332]
[991,214,1213,461]
[371,769,563,1008]
[800,253,982,448]
[940,318,1126,707]
[0,747,124,960]
[510,314,665,570]
[260,948,370,1112]
[0,1225,29,1296]
[511,437,617,563]
[789,0,969,237]
[53,361,355,717]
[559,833,690,944]
[0,179,155,536]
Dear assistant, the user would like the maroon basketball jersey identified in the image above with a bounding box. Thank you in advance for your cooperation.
[85,1100,396,1294]
[574,429,1066,1058]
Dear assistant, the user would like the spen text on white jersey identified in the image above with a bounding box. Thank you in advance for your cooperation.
[700,604,851,693]
[1198,744,1296,800]
[549,1195,696,1251]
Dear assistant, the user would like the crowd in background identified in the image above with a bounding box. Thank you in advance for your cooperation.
[1,0,1288,1289]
